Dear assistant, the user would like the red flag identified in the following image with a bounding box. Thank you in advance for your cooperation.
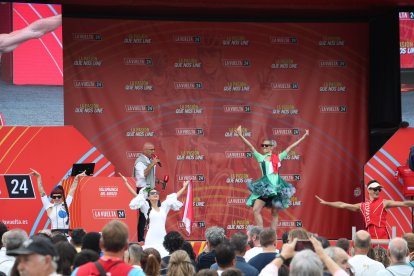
[182,180,193,236]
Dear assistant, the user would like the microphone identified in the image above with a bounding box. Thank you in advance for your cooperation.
[162,175,169,190]
[151,154,162,167]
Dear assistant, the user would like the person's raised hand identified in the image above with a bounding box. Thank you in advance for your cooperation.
[29,168,41,177]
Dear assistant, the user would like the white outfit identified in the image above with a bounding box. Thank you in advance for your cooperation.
[134,155,155,188]
[41,195,73,229]
[0,247,15,276]
[129,193,183,257]
[348,254,385,276]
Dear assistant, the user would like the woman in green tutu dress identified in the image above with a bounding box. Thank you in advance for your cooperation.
[235,125,309,230]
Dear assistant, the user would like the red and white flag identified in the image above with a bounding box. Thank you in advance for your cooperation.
[182,180,193,236]
[0,113,5,126]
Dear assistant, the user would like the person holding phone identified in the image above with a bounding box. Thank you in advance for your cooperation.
[235,125,309,230]
[29,168,86,233]
[316,180,414,239]
[120,173,189,257]
[260,237,348,276]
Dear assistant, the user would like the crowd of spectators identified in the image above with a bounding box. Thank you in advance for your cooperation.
[1,221,414,276]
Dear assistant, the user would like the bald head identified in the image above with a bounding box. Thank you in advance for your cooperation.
[143,143,154,150]
[389,238,408,263]
[353,230,371,255]
[142,143,155,158]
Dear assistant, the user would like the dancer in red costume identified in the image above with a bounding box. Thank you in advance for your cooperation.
[316,180,414,239]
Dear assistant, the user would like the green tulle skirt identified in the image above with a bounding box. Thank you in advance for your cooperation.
[246,175,296,209]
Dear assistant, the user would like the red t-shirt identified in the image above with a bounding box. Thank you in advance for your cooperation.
[73,257,142,276]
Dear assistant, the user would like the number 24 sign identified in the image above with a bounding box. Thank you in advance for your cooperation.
[0,175,35,199]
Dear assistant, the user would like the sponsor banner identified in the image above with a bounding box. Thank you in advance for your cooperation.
[64,20,369,239]
[74,177,136,238]
[400,12,414,68]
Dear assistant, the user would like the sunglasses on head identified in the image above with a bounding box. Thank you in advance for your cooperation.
[51,195,62,199]
[149,191,159,195]
[261,144,272,148]
[369,188,382,192]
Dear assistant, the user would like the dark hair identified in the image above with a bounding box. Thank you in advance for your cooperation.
[141,248,161,276]
[181,241,196,261]
[163,231,185,254]
[221,268,243,276]
[146,191,161,227]
[316,236,331,249]
[81,232,101,254]
[50,185,70,225]
[55,241,77,275]
[230,232,248,254]
[0,222,9,248]
[73,249,100,269]
[51,232,68,244]
[215,241,235,269]
[71,228,86,246]
[281,231,289,244]
[335,238,350,252]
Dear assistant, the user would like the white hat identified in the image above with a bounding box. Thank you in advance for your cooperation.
[367,181,382,190]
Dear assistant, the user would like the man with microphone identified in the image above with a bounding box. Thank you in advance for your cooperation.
[133,142,161,242]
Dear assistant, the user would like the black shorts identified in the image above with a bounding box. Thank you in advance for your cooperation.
[258,196,276,208]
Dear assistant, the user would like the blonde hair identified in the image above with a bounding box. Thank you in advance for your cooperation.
[167,250,195,276]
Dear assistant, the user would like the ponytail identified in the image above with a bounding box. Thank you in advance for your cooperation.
[61,189,70,225]
[141,248,161,276]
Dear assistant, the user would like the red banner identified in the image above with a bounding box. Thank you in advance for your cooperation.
[64,19,369,239]
[0,126,114,235]
[70,176,137,240]
[400,12,414,69]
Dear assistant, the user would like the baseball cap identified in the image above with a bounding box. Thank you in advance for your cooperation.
[367,181,382,190]
[7,236,58,257]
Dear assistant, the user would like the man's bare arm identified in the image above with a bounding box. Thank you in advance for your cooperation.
[0,14,61,53]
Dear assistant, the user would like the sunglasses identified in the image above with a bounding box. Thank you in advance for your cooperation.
[369,188,382,192]
[149,191,159,195]
[261,144,272,148]
[51,195,62,199]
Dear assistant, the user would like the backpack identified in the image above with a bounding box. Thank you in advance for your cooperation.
[409,146,414,171]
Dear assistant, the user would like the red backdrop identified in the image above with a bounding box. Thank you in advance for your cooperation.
[63,19,369,239]
[364,128,414,237]
[400,12,414,69]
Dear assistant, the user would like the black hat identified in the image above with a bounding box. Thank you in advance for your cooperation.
[7,236,57,257]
